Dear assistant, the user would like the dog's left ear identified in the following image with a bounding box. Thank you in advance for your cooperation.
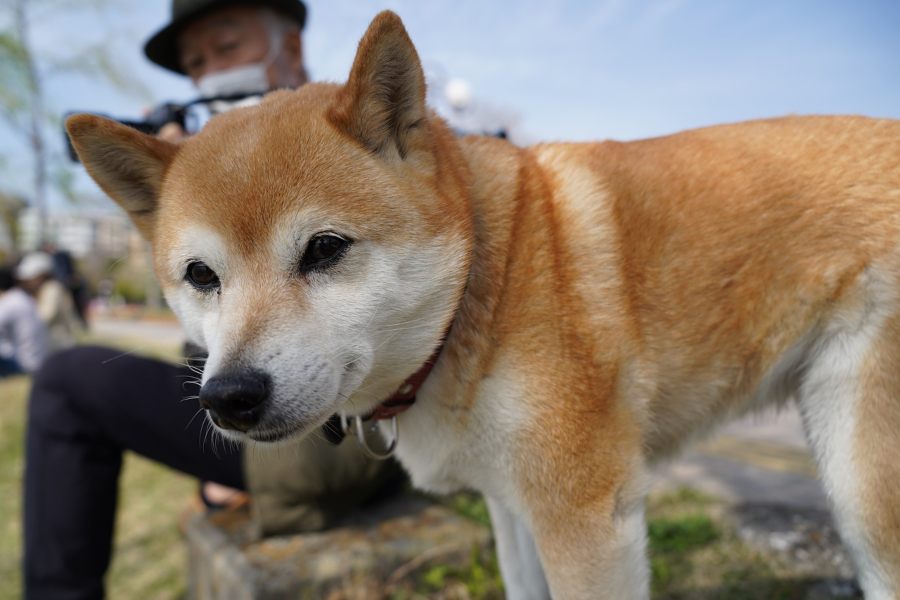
[328,11,427,161]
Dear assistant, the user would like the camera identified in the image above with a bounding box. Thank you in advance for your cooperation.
[64,102,188,162]
[64,93,264,162]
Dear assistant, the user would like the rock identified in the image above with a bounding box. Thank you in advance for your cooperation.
[184,494,493,599]
[729,503,857,580]
[728,503,863,599]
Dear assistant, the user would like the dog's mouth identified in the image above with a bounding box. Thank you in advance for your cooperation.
[214,415,310,444]
[244,423,305,443]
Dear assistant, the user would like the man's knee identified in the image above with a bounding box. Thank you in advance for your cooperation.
[28,346,126,433]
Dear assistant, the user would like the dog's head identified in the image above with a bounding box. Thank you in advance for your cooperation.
[67,12,473,442]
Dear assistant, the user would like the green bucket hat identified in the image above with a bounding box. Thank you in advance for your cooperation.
[144,0,307,75]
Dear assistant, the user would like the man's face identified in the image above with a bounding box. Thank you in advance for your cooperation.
[177,5,304,88]
[18,276,45,295]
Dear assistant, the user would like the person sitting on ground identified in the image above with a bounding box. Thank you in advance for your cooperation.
[0,266,49,376]
[47,247,91,327]
[23,3,405,599]
[16,251,84,352]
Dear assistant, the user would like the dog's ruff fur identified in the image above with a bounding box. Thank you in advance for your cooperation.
[67,11,900,599]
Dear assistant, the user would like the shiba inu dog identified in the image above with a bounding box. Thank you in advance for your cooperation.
[67,11,900,599]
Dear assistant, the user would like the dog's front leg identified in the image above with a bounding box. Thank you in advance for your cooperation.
[486,496,551,600]
[529,478,650,599]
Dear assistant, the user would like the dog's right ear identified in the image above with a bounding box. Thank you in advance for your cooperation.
[327,11,427,161]
[66,114,177,240]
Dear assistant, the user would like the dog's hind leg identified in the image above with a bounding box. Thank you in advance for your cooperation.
[486,497,550,600]
[796,305,900,598]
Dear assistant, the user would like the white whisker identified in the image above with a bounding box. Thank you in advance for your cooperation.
[99,348,144,364]
[184,408,205,431]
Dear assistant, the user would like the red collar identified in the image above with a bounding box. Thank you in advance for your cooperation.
[367,343,443,421]
[322,336,447,445]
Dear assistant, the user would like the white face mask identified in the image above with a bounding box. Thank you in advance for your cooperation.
[197,62,270,99]
[197,63,269,114]
[195,25,284,114]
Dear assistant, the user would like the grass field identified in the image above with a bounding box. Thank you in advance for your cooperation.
[0,336,195,600]
[0,332,848,599]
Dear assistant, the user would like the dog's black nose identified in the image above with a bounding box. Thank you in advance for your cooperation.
[199,370,270,432]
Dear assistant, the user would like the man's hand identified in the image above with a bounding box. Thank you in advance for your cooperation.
[158,122,189,142]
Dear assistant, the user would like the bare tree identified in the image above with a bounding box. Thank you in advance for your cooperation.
[6,1,47,242]
[0,0,151,244]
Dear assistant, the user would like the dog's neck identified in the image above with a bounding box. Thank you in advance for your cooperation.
[390,135,554,492]
[369,329,449,420]
[432,137,536,405]
[352,136,542,435]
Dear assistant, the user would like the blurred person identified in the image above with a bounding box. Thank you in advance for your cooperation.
[151,0,308,142]
[46,247,90,326]
[0,266,49,376]
[16,251,84,351]
[23,3,403,599]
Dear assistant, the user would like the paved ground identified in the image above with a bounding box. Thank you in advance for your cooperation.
[653,407,829,510]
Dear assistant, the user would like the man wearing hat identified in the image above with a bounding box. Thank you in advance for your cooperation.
[0,266,49,376]
[147,0,309,137]
[23,3,404,598]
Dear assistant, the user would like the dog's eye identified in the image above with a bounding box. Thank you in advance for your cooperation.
[300,234,351,273]
[185,261,220,290]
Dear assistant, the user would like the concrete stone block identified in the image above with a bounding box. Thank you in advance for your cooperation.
[184,494,493,599]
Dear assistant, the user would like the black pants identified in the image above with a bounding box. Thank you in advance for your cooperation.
[23,346,245,600]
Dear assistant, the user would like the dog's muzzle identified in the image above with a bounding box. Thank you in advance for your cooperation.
[199,370,270,432]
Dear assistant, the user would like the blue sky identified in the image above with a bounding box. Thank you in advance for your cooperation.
[2,0,899,209]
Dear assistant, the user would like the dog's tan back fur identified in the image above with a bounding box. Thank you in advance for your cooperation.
[67,11,900,598]
[444,120,900,592]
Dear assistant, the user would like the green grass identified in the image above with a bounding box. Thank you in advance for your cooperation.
[0,376,30,600]
[448,491,492,527]
[431,490,850,600]
[417,544,505,599]
[0,335,195,600]
[650,513,720,554]
[649,512,722,593]
[645,488,851,600]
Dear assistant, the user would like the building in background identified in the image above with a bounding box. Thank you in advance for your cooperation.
[15,207,161,308]
[17,207,134,259]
